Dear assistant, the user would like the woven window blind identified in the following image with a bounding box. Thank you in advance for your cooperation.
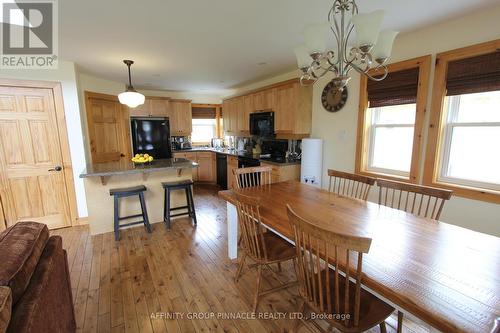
[367,67,419,108]
[446,51,500,96]
[192,106,216,119]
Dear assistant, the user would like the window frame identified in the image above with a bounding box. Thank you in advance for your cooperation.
[424,39,500,203]
[355,55,432,183]
[190,103,222,145]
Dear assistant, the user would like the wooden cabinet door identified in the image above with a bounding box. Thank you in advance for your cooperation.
[86,93,131,163]
[275,84,295,133]
[197,152,215,182]
[0,86,72,229]
[149,98,170,117]
[252,92,264,111]
[171,100,192,135]
[240,95,252,133]
[227,156,238,189]
[128,99,151,117]
[263,88,277,110]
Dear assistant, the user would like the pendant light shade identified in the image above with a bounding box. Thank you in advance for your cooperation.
[119,60,145,108]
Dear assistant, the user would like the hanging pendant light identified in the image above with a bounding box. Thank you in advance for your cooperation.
[118,60,145,108]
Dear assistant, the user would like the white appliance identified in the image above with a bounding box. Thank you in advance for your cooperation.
[300,138,323,188]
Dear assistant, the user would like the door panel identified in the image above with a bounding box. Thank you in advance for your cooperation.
[86,94,130,163]
[0,86,71,229]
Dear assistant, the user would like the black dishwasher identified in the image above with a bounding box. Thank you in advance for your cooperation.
[216,154,227,189]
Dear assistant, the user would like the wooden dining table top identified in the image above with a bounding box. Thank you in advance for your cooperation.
[218,180,500,333]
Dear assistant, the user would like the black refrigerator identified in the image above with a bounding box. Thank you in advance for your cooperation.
[130,118,172,159]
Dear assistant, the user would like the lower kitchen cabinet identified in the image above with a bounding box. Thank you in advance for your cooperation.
[173,151,215,183]
[260,162,301,184]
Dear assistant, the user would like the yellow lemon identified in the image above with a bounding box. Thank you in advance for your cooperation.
[148,156,153,162]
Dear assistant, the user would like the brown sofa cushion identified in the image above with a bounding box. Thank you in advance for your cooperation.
[0,222,49,305]
[0,287,11,333]
[8,236,76,333]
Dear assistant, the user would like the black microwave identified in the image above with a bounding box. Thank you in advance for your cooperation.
[249,111,274,137]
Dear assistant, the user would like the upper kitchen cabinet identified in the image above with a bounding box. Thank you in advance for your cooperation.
[222,79,312,138]
[128,96,170,117]
[170,99,192,136]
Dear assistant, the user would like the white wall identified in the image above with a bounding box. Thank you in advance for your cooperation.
[231,5,500,237]
[0,61,89,218]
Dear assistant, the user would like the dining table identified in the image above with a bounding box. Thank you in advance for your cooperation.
[218,180,500,333]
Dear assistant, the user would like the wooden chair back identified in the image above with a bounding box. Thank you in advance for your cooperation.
[287,205,372,328]
[234,191,268,262]
[377,179,452,220]
[234,166,272,189]
[327,169,376,201]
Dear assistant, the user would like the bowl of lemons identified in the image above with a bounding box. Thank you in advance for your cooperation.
[132,153,154,165]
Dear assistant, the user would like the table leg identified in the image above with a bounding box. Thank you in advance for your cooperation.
[227,202,238,260]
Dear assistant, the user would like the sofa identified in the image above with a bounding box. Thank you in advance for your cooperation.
[0,222,76,333]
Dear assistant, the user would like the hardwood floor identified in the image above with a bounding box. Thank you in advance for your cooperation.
[51,184,420,333]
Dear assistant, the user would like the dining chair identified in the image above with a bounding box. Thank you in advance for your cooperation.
[233,191,297,312]
[377,178,452,332]
[286,205,394,333]
[234,166,273,189]
[327,169,376,200]
[377,179,452,220]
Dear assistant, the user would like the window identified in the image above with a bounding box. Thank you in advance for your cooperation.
[191,104,221,144]
[356,56,431,182]
[424,40,500,203]
[366,103,416,176]
[191,118,217,143]
[439,91,500,191]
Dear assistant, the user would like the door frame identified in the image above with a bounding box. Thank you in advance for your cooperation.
[0,78,79,227]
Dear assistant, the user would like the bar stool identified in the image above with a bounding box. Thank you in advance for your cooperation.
[109,185,151,241]
[162,180,197,229]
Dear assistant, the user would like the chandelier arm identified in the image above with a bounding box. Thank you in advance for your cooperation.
[329,5,342,67]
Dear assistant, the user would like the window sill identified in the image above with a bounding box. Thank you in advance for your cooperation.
[358,169,414,183]
[424,179,500,204]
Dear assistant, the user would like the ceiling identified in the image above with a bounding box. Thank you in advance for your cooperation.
[59,0,498,92]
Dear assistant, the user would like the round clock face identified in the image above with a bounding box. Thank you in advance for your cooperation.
[321,82,348,112]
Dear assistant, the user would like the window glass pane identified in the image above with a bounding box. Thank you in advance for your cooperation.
[452,91,500,123]
[370,127,414,172]
[445,126,500,184]
[372,104,416,125]
[191,119,216,143]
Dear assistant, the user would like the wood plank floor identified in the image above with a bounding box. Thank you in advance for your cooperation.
[51,184,423,333]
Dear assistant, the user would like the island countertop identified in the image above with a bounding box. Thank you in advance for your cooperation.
[79,158,198,178]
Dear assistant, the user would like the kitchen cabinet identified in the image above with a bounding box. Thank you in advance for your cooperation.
[227,156,238,190]
[170,99,192,136]
[260,162,301,183]
[173,151,216,183]
[173,151,198,181]
[222,79,312,138]
[128,97,170,117]
[197,152,216,182]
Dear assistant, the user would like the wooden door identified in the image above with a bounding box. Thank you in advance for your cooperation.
[85,92,131,163]
[0,86,72,229]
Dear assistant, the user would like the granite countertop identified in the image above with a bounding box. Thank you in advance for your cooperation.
[80,158,198,178]
[173,147,301,166]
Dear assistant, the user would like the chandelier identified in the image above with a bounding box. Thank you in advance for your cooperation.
[118,60,145,108]
[294,0,398,90]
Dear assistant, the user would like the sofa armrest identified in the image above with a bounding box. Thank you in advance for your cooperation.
[0,287,11,333]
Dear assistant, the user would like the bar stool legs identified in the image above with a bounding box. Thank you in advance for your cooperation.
[110,185,151,241]
[162,180,197,230]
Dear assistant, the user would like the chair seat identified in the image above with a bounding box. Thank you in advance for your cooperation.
[259,232,296,262]
[311,268,394,333]
[109,185,146,196]
[161,179,194,188]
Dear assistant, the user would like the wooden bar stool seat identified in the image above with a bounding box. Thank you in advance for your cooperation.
[162,179,197,229]
[109,185,151,241]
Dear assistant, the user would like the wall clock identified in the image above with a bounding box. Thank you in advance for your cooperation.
[321,81,348,112]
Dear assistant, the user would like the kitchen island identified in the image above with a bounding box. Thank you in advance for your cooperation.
[80,158,198,235]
